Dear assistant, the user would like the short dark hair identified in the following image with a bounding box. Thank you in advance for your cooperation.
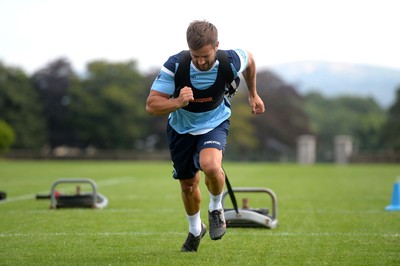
[186,20,218,50]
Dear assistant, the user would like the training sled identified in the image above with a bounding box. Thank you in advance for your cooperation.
[36,178,108,209]
[222,187,278,229]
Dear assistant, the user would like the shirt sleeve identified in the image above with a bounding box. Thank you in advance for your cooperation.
[149,51,183,95]
[233,49,249,73]
[225,49,249,78]
[150,66,175,95]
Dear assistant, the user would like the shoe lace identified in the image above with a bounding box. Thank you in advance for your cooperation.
[210,210,223,227]
[183,233,198,250]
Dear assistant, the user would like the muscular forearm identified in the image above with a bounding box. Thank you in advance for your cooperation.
[241,51,265,114]
[146,95,182,116]
[146,88,193,116]
[242,51,258,97]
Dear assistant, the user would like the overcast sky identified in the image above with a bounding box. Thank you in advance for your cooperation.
[1,0,399,74]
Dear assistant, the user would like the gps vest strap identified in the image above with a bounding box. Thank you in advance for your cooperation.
[173,50,240,113]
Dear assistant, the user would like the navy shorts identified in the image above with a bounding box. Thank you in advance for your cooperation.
[167,119,230,180]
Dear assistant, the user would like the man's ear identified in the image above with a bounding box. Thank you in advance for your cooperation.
[214,41,220,50]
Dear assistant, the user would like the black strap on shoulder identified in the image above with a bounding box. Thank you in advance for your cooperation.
[174,50,192,96]
[217,50,240,98]
[216,50,234,84]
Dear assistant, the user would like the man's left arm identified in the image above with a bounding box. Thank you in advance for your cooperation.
[241,51,265,114]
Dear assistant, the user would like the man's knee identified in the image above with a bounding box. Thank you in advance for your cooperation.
[179,176,199,194]
[201,159,222,178]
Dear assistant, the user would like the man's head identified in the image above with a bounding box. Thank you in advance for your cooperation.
[187,20,218,50]
[186,20,219,71]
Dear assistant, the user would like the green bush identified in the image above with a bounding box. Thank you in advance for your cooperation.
[0,120,15,152]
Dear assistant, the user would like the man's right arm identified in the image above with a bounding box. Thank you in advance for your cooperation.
[145,87,194,116]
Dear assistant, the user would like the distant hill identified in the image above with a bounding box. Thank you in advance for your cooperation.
[266,61,400,108]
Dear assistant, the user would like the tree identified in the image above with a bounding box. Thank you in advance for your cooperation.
[383,87,400,150]
[305,92,386,160]
[70,60,150,149]
[0,120,15,152]
[227,91,259,160]
[253,70,313,160]
[227,70,313,161]
[0,62,47,148]
[31,58,77,148]
[142,70,170,150]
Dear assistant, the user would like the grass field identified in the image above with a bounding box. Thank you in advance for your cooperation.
[1,160,400,265]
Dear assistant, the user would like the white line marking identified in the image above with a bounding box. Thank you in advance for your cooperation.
[1,208,178,214]
[0,231,185,237]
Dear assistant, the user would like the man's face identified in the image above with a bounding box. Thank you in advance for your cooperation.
[190,43,218,71]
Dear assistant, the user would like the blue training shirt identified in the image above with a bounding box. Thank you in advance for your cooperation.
[150,49,249,135]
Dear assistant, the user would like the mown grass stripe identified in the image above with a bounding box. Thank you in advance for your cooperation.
[1,231,399,238]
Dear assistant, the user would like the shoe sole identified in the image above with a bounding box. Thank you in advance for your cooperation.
[210,228,225,240]
[199,223,207,239]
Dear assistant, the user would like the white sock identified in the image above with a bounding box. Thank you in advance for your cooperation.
[209,191,223,211]
[187,211,202,237]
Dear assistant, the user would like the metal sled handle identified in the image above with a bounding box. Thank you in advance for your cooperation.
[222,187,278,220]
[50,178,98,209]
